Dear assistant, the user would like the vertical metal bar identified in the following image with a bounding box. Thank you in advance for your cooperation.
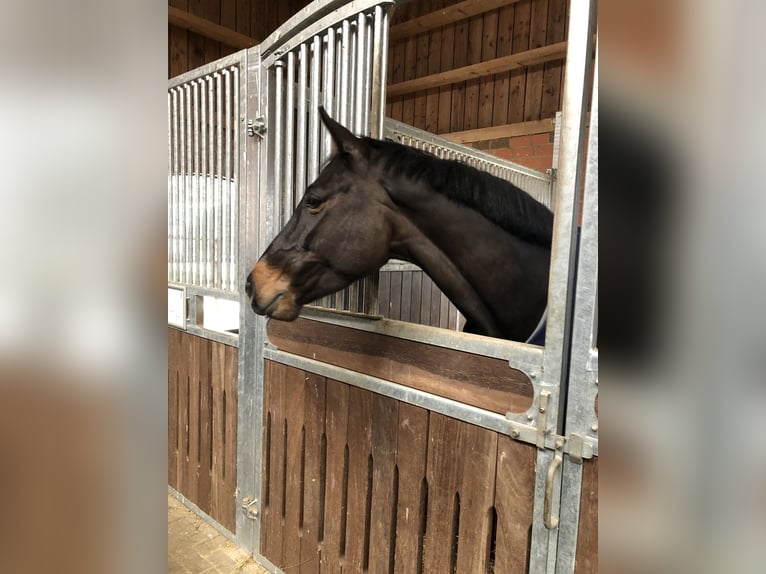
[216,72,224,290]
[284,53,296,225]
[296,43,308,206]
[192,80,200,286]
[206,77,215,289]
[184,84,192,285]
[340,20,351,126]
[363,12,373,133]
[200,78,208,288]
[171,89,179,283]
[308,35,321,184]
[167,91,172,283]
[223,68,233,292]
[232,65,240,293]
[354,13,366,134]
[273,61,285,228]
[334,27,342,122]
[530,0,596,572]
[323,28,335,163]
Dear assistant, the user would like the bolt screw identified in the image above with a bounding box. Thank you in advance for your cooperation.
[511,429,520,439]
[539,406,546,414]
[591,424,598,433]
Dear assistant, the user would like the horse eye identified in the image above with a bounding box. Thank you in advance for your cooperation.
[305,195,323,210]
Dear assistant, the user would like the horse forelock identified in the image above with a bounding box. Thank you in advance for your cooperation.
[365,137,553,248]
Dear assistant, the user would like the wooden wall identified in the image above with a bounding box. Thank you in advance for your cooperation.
[387,0,568,170]
[168,0,312,78]
[168,328,239,532]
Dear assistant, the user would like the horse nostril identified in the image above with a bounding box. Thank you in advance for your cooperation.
[245,273,253,298]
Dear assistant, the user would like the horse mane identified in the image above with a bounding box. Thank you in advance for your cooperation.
[367,138,553,248]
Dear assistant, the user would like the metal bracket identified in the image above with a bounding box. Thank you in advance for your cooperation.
[544,437,565,529]
[536,390,551,448]
[247,117,267,138]
[241,496,259,520]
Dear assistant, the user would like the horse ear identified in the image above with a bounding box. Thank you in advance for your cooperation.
[318,106,367,170]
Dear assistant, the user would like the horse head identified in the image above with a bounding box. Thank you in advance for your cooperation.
[246,108,391,320]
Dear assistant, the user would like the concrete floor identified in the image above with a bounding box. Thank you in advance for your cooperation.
[168,494,270,574]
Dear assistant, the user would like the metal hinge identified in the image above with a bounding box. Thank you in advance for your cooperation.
[247,117,266,138]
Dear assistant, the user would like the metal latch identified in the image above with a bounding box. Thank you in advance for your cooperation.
[247,117,267,138]
[241,496,259,519]
[544,437,565,529]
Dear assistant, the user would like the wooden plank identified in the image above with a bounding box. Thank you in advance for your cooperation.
[203,0,222,65]
[390,0,523,42]
[261,360,287,565]
[235,0,250,37]
[343,387,374,572]
[449,13,469,132]
[168,329,181,489]
[523,0,549,121]
[436,0,455,135]
[419,273,433,326]
[390,272,403,321]
[540,0,567,118]
[461,14,484,131]
[429,281,442,328]
[453,422,497,573]
[413,20,431,129]
[387,41,567,99]
[267,317,534,420]
[440,117,555,143]
[222,343,238,532]
[493,435,536,573]
[178,333,192,498]
[400,271,413,322]
[378,271,392,319]
[299,372,327,573]
[368,393,399,573]
[197,337,213,515]
[409,270,423,324]
[575,457,599,573]
[491,3,516,125]
[393,403,429,574]
[281,364,309,566]
[210,340,226,527]
[422,413,461,572]
[319,379,349,574]
[169,0,189,78]
[507,0,532,124]
[402,33,419,126]
[477,7,499,129]
[389,39,406,122]
[439,291,451,330]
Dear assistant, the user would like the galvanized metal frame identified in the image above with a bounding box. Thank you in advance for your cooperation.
[555,38,599,574]
[528,0,597,572]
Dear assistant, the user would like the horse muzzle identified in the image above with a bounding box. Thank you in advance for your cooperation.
[246,261,301,321]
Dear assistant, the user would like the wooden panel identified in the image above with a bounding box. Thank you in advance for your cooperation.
[168,329,181,489]
[440,117,555,142]
[393,403,429,574]
[540,0,567,119]
[493,434,536,573]
[168,5,257,48]
[300,372,327,573]
[167,328,237,533]
[368,393,400,573]
[462,13,484,131]
[575,457,598,573]
[422,413,498,573]
[267,317,534,414]
[319,378,349,574]
[508,0,532,124]
[261,360,287,564]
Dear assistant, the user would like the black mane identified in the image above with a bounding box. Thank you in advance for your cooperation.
[367,137,553,248]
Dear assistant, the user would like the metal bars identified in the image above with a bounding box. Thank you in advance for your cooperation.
[168,64,240,293]
[265,4,389,313]
[384,118,554,208]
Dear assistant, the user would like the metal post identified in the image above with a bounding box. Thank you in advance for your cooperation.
[273,61,284,228]
[200,79,209,288]
[192,80,200,286]
[285,52,296,224]
[207,77,215,289]
[308,35,321,185]
[223,69,232,292]
[216,72,224,291]
[232,66,240,293]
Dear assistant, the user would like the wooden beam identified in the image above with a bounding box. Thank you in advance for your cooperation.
[439,118,556,144]
[390,0,523,42]
[386,41,567,99]
[168,6,257,49]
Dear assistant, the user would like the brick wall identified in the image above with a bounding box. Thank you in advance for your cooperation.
[473,131,556,173]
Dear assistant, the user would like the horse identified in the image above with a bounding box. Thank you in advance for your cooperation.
[246,107,553,342]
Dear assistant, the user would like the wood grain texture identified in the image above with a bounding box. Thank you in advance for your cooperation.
[493,434,536,573]
[575,457,598,573]
[267,317,534,414]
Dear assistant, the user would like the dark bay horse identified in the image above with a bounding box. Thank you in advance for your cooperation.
[246,108,553,342]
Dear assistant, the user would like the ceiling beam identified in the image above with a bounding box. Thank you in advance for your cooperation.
[439,118,556,144]
[168,6,257,50]
[387,41,567,99]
